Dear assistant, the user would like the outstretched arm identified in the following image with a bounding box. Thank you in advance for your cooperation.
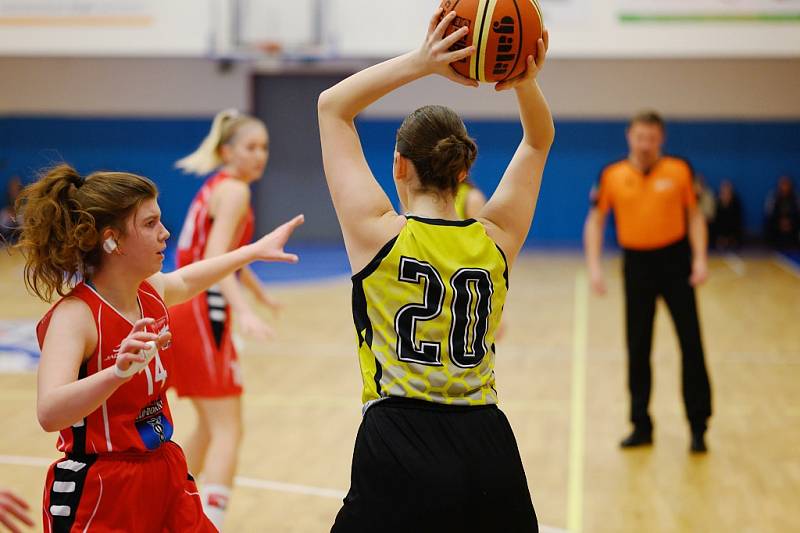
[479,31,554,266]
[318,9,477,272]
[150,215,303,307]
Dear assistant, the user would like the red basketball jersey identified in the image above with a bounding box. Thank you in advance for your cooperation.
[175,170,255,268]
[36,281,175,454]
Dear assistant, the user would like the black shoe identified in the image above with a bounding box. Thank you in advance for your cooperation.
[690,432,707,453]
[620,429,652,448]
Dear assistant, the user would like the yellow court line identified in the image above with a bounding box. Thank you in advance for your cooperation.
[567,270,588,532]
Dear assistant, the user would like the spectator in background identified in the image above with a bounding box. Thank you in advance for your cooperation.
[0,175,23,244]
[694,173,716,226]
[712,180,744,250]
[764,175,800,249]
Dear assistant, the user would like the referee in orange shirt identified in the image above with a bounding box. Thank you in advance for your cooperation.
[584,111,712,453]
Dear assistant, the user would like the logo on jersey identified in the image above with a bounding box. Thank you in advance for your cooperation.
[135,398,173,450]
[103,321,171,363]
[653,178,675,192]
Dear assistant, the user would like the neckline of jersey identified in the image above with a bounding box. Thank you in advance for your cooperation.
[405,215,477,227]
[83,279,144,327]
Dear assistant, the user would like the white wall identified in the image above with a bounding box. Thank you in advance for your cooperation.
[1,56,798,120]
[362,58,800,120]
[0,58,249,116]
[2,1,798,58]
[327,0,800,58]
[0,0,213,57]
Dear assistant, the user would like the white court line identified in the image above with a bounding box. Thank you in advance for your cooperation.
[0,454,348,499]
[0,455,52,467]
[722,253,746,276]
[234,476,346,500]
[773,254,800,279]
[2,454,569,530]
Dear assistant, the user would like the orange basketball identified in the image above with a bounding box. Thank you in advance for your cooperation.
[439,0,543,83]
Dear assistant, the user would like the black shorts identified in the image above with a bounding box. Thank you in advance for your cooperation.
[332,397,538,533]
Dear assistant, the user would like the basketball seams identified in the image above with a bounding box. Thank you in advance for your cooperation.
[474,0,492,82]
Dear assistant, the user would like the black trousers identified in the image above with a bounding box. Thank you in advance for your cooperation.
[623,239,712,434]
[332,397,538,533]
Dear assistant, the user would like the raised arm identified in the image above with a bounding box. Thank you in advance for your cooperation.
[317,9,476,271]
[479,31,554,266]
[149,214,303,307]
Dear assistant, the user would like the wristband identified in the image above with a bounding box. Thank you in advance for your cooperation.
[114,341,157,379]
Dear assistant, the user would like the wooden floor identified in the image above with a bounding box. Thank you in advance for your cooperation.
[1,251,798,532]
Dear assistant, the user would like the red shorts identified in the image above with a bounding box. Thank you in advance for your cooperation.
[42,441,216,532]
[168,290,243,398]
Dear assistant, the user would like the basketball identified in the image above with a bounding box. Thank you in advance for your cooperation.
[439,0,544,83]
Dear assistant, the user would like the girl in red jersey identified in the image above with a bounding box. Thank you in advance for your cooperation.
[15,164,303,532]
[169,109,276,529]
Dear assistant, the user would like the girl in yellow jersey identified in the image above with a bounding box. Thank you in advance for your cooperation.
[454,179,488,219]
[318,9,553,532]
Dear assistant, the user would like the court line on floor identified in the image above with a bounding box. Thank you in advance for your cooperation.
[0,454,348,499]
[567,270,588,533]
[722,253,746,276]
[234,476,346,500]
[0,453,567,530]
[773,254,800,279]
[0,453,567,529]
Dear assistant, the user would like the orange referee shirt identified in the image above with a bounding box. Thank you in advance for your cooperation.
[594,156,696,250]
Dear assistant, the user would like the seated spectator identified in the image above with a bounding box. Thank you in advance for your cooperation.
[764,175,800,249]
[0,175,22,245]
[694,173,716,224]
[712,179,743,250]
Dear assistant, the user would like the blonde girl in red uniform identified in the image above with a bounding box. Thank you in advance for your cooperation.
[15,164,303,532]
[168,109,276,529]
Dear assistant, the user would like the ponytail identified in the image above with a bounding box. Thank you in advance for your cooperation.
[175,109,266,176]
[14,164,158,301]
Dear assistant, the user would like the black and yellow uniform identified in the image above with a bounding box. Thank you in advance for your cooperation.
[333,216,537,532]
[594,157,712,436]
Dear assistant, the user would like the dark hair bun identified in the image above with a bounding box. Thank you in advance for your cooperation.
[430,134,477,191]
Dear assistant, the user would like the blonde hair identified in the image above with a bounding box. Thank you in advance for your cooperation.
[14,164,158,302]
[175,109,266,175]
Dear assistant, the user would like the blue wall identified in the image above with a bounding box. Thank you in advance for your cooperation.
[2,116,799,249]
[0,117,210,239]
[358,118,800,245]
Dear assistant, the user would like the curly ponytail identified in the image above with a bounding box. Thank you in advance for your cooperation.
[396,105,477,194]
[14,164,158,301]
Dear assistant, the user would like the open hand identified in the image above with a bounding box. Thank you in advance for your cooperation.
[249,214,304,264]
[114,318,171,378]
[690,257,708,286]
[494,29,549,91]
[0,488,33,533]
[238,310,275,341]
[415,9,479,88]
[589,266,607,296]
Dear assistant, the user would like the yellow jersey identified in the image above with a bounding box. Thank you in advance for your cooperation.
[454,182,473,219]
[352,216,508,407]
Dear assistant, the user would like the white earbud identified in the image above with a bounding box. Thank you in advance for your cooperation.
[103,237,118,254]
